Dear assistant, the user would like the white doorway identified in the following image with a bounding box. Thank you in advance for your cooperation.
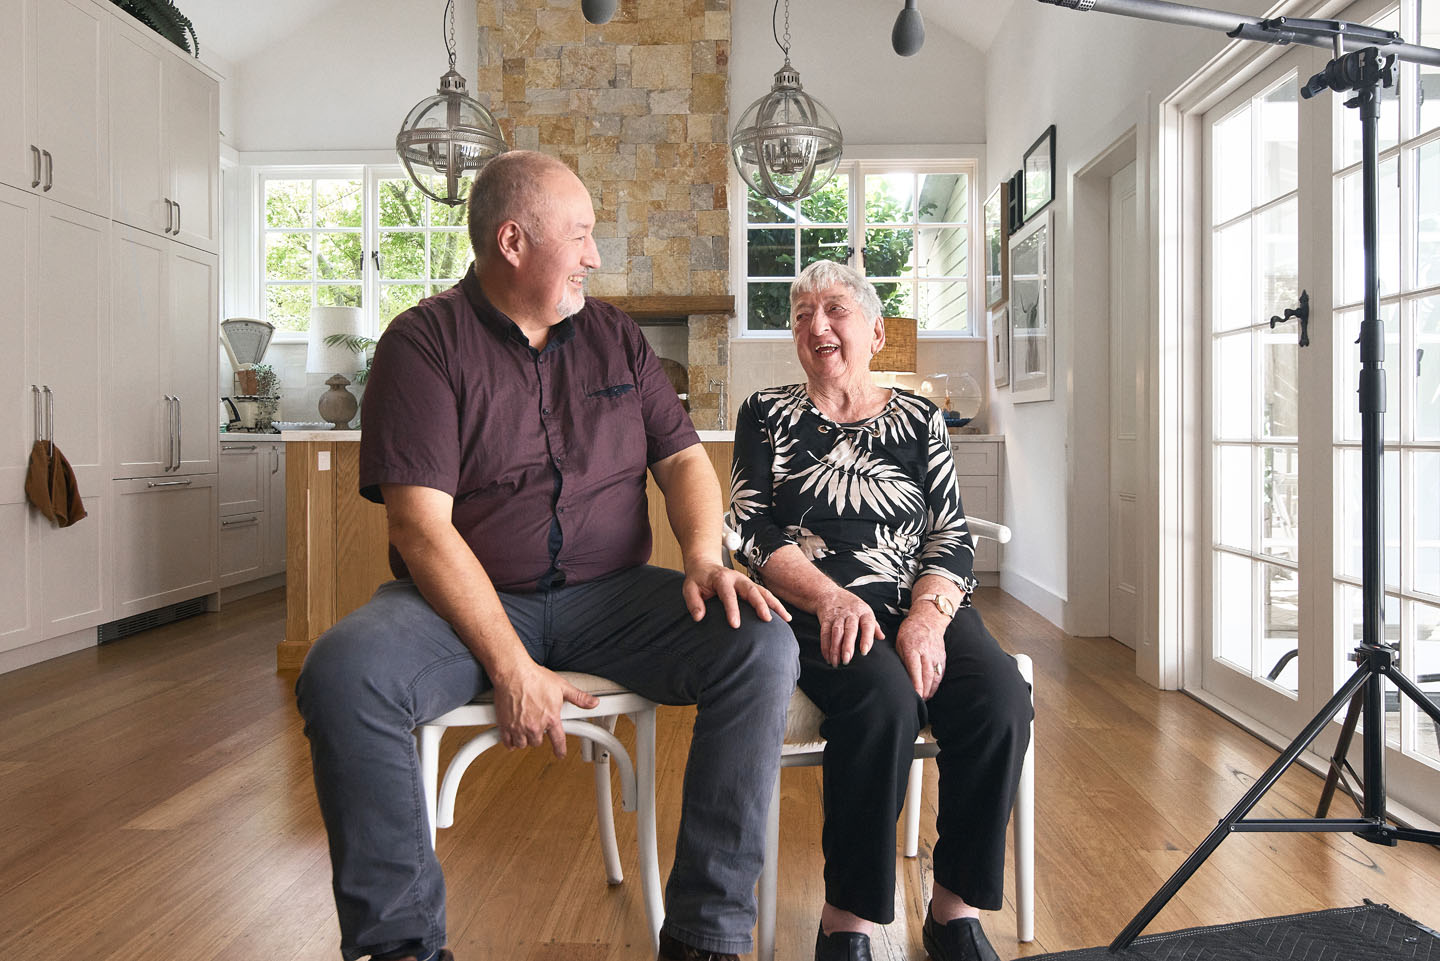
[1108,162,1141,649]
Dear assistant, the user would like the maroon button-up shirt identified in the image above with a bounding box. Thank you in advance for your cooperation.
[358,267,699,593]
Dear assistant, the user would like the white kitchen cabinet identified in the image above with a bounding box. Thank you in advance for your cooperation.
[0,0,110,215]
[219,439,287,588]
[952,437,1004,575]
[108,17,218,251]
[113,474,218,619]
[0,182,112,656]
[111,224,218,478]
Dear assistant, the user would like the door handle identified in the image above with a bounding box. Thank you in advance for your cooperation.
[31,385,42,445]
[221,515,260,528]
[173,395,183,471]
[41,149,52,191]
[165,199,174,234]
[222,444,258,452]
[271,448,280,474]
[30,146,41,188]
[42,385,54,453]
[174,201,181,235]
[146,479,193,488]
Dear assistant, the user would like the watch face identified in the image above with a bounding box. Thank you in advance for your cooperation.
[935,595,955,617]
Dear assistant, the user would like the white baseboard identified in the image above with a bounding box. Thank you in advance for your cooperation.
[998,569,1066,628]
[0,627,98,676]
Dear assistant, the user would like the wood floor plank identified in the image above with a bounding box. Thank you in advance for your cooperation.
[2,586,1439,961]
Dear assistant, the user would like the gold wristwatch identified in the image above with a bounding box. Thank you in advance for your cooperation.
[916,592,956,619]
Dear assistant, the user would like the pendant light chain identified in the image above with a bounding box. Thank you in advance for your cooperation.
[444,0,457,69]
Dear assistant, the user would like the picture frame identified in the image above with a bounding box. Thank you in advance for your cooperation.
[984,182,1009,310]
[991,306,1010,388]
[1008,210,1053,403]
[1006,169,1024,234]
[1022,125,1056,223]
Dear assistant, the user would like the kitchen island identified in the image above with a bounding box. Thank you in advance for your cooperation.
[275,430,733,671]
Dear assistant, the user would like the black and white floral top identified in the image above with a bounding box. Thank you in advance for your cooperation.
[730,384,978,618]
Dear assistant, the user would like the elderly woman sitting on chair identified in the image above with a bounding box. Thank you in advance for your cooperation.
[729,260,1032,961]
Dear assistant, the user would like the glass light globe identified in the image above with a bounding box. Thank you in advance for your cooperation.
[396,68,508,207]
[730,60,843,203]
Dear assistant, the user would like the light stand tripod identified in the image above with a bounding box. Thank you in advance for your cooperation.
[1107,41,1440,953]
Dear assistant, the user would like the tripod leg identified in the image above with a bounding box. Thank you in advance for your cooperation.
[1316,689,1364,817]
[1110,663,1373,951]
[1386,666,1440,727]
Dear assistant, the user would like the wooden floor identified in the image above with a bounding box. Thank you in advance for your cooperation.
[2,587,1438,961]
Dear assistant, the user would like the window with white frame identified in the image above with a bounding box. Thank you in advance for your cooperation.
[258,167,474,336]
[742,160,977,334]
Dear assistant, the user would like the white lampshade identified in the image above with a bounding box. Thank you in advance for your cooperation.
[307,306,364,376]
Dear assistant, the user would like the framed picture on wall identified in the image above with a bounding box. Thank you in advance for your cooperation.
[984,183,1009,310]
[1022,125,1056,223]
[991,306,1010,388]
[1008,210,1053,403]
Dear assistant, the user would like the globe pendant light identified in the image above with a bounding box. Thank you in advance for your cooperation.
[395,0,508,207]
[729,0,843,204]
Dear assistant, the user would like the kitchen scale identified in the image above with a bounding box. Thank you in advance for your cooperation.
[220,317,274,373]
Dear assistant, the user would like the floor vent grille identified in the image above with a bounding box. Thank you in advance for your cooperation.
[98,597,208,644]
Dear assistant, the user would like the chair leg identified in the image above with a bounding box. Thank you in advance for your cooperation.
[1014,653,1036,943]
[418,725,442,850]
[634,708,664,955]
[902,753,925,858]
[756,769,782,961]
[592,740,624,885]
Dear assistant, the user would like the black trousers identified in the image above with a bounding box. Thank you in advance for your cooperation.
[792,603,1032,923]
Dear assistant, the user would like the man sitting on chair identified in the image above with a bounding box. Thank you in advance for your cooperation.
[295,150,798,961]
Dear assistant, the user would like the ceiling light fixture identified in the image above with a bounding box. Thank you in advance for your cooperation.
[581,0,618,24]
[892,0,925,56]
[395,0,509,207]
[728,0,843,204]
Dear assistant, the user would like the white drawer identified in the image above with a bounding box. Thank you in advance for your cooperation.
[951,441,1000,477]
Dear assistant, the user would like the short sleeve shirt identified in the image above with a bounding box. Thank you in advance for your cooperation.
[358,266,699,593]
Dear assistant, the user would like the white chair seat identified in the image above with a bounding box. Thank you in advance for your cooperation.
[417,673,664,953]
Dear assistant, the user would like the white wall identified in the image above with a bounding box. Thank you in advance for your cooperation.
[982,1,1274,632]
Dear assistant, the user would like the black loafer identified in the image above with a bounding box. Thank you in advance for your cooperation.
[657,931,739,961]
[921,911,999,961]
[815,924,872,961]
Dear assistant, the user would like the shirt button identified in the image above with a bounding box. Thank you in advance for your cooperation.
[558,507,566,514]
[542,407,551,415]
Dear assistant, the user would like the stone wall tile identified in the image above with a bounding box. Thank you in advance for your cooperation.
[690,74,726,113]
[560,44,616,88]
[649,89,691,115]
[630,44,691,89]
[535,8,584,43]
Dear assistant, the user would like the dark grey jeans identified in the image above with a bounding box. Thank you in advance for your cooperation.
[295,565,798,961]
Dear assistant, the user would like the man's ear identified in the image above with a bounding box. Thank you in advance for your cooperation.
[495,221,525,267]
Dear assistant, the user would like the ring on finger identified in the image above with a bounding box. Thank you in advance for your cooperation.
[933,663,943,677]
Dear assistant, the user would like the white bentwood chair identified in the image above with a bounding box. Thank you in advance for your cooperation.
[744,516,1037,961]
[416,674,664,953]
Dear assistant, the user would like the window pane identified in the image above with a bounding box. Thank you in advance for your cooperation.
[1257,75,1298,206]
[1216,551,1255,671]
[265,232,311,281]
[800,227,848,268]
[1262,563,1299,694]
[1263,330,1298,437]
[748,228,794,276]
[917,227,967,278]
[315,179,362,228]
[380,231,425,280]
[317,233,362,280]
[918,172,967,224]
[1337,157,1400,303]
[1214,333,1253,437]
[1417,452,1440,597]
[266,284,311,333]
[1213,220,1253,332]
[265,180,311,228]
[430,231,470,280]
[1417,297,1440,440]
[318,284,362,308]
[1213,105,1251,224]
[1414,600,1440,764]
[1420,0,1440,135]
[1256,199,1298,326]
[1338,448,1401,588]
[1262,445,1298,561]
[381,283,426,323]
[431,196,466,228]
[748,189,795,225]
[865,173,914,223]
[864,228,915,275]
[1216,444,1253,550]
[1417,141,1440,289]
[798,179,847,225]
[1339,304,1400,443]
[379,179,425,228]
[748,282,792,331]
[873,281,912,319]
[917,281,967,332]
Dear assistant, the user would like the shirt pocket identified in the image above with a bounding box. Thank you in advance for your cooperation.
[573,381,646,480]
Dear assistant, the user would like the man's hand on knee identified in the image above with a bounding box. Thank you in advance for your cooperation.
[682,562,791,629]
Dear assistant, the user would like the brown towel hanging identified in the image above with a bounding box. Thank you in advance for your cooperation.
[24,440,87,528]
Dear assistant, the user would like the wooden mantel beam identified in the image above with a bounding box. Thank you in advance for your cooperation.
[605,295,734,318]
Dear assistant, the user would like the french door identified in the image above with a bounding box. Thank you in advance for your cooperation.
[1199,0,1440,821]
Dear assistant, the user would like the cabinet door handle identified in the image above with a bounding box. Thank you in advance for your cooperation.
[222,444,258,452]
[174,201,181,235]
[32,385,42,444]
[42,386,54,453]
[221,515,260,528]
[41,149,52,191]
[146,479,193,488]
[30,146,41,188]
[172,395,182,471]
[165,199,174,234]
[271,448,280,474]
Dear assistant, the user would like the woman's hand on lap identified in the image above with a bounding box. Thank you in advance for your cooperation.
[816,587,884,667]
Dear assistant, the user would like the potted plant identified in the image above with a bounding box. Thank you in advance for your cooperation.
[252,363,280,432]
[323,334,378,384]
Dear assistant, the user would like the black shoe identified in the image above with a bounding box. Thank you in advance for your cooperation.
[814,923,873,961]
[921,910,999,961]
[657,931,739,961]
